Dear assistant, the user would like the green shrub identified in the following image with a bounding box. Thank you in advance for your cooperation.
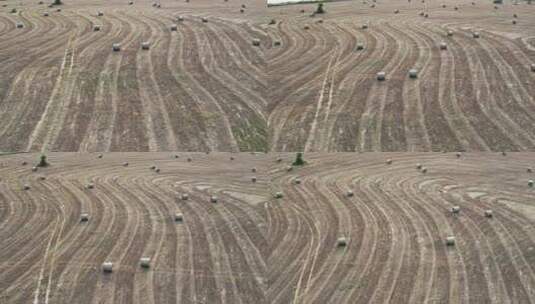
[37,154,49,167]
[292,152,305,166]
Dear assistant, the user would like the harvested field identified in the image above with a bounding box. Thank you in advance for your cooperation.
[267,0,535,152]
[1,152,535,303]
[0,0,267,152]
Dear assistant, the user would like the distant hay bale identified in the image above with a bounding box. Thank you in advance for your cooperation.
[171,24,178,31]
[102,262,113,273]
[304,24,310,30]
[275,192,283,199]
[442,4,446,7]
[93,25,101,31]
[155,168,160,173]
[174,154,179,158]
[527,167,532,173]
[187,157,192,162]
[23,184,30,190]
[175,212,184,221]
[274,41,281,46]
[32,166,38,172]
[150,165,156,170]
[181,193,189,200]
[456,152,461,158]
[140,257,151,268]
[317,19,323,24]
[98,154,103,158]
[472,32,480,38]
[513,13,518,18]
[421,167,427,173]
[97,11,104,16]
[86,183,94,189]
[251,176,257,183]
[451,206,460,214]
[337,237,348,247]
[416,163,422,169]
[80,213,89,222]
[454,6,458,10]
[241,4,246,8]
[252,167,257,172]
[43,12,49,16]
[294,178,301,184]
[128,1,134,5]
[141,42,150,50]
[501,151,507,156]
[39,176,46,181]
[531,64,535,72]
[394,9,399,13]
[419,11,424,16]
[16,22,24,28]
[240,9,244,13]
[202,17,208,23]
[370,4,375,8]
[409,69,418,78]
[210,195,218,203]
[447,30,453,36]
[424,13,429,18]
[286,166,293,172]
[347,190,354,197]
[446,236,455,246]
[362,23,368,29]
[512,20,517,25]
[377,72,386,81]
[122,161,128,166]
[356,43,364,50]
[484,210,493,218]
[386,158,392,164]
[252,39,261,46]
[177,16,184,22]
[528,180,534,187]
[440,42,448,50]
[113,43,121,52]
[276,157,283,163]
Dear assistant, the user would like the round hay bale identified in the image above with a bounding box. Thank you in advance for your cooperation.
[440,42,448,50]
[141,42,150,50]
[251,176,257,183]
[347,190,354,197]
[97,11,104,16]
[446,236,455,246]
[93,25,101,31]
[409,69,418,78]
[181,193,189,200]
[21,161,28,166]
[150,165,156,170]
[456,152,461,158]
[102,262,113,273]
[240,9,244,13]
[275,192,283,199]
[416,163,422,169]
[39,176,46,181]
[155,168,160,173]
[362,23,368,29]
[528,180,534,187]
[80,213,89,222]
[286,166,293,172]
[337,237,348,247]
[451,206,460,214]
[202,17,208,23]
[177,16,184,22]
[294,178,301,184]
[454,6,458,10]
[447,30,454,36]
[304,24,310,30]
[242,4,246,8]
[394,9,399,13]
[356,43,364,50]
[421,167,427,173]
[98,154,103,158]
[377,72,386,81]
[187,157,192,162]
[442,4,446,7]
[419,11,424,16]
[276,157,283,163]
[273,41,281,46]
[473,32,480,38]
[527,167,532,173]
[175,212,184,221]
[252,38,261,46]
[174,154,179,159]
[113,43,121,52]
[210,195,218,203]
[530,64,535,72]
[317,19,323,24]
[501,151,507,156]
[23,184,30,190]
[170,24,178,31]
[128,1,134,5]
[16,22,24,28]
[43,12,49,17]
[370,4,375,8]
[386,158,392,165]
[513,13,518,18]
[86,183,94,189]
[484,210,493,218]
[251,167,257,172]
[122,161,128,166]
[32,166,38,172]
[140,257,151,268]
[512,20,517,25]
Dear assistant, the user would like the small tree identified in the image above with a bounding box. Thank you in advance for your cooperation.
[293,152,305,166]
[315,3,325,14]
[37,154,49,167]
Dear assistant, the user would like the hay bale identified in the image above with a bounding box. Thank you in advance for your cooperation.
[240,8,244,13]
[337,237,348,247]
[174,154,179,159]
[98,154,103,158]
[175,212,184,221]
[210,195,218,203]
[150,165,156,170]
[356,43,364,50]
[141,42,150,50]
[113,43,121,52]
[454,6,458,10]
[394,9,399,13]
[409,69,418,78]
[294,178,301,184]
[93,25,101,31]
[241,4,246,8]
[421,167,427,173]
[446,236,455,246]
[273,41,281,46]
[202,17,208,23]
[23,184,30,190]
[86,183,94,189]
[442,4,446,7]
[472,32,480,38]
[386,158,392,164]
[512,20,517,25]
[39,176,46,181]
[286,166,293,172]
[16,22,24,28]
[32,166,38,172]
[276,157,283,163]
[43,12,49,16]
[97,11,104,16]
[416,163,422,169]
[347,190,354,197]
[128,1,134,5]
[451,206,460,214]
[527,167,532,173]
[513,13,518,18]
[362,23,368,29]
[177,16,184,22]
[440,42,447,50]
[155,168,160,173]
[274,192,283,199]
[251,167,257,172]
[528,180,534,187]
[187,157,192,162]
[377,72,386,81]
[171,24,178,31]
[484,210,493,218]
[456,152,461,158]
[501,151,507,156]
[251,176,257,183]
[252,39,261,46]
[530,64,535,72]
[304,24,310,30]
[181,193,189,200]
[370,4,375,8]
[80,213,89,222]
[140,257,151,268]
[447,30,453,36]
[102,262,113,273]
